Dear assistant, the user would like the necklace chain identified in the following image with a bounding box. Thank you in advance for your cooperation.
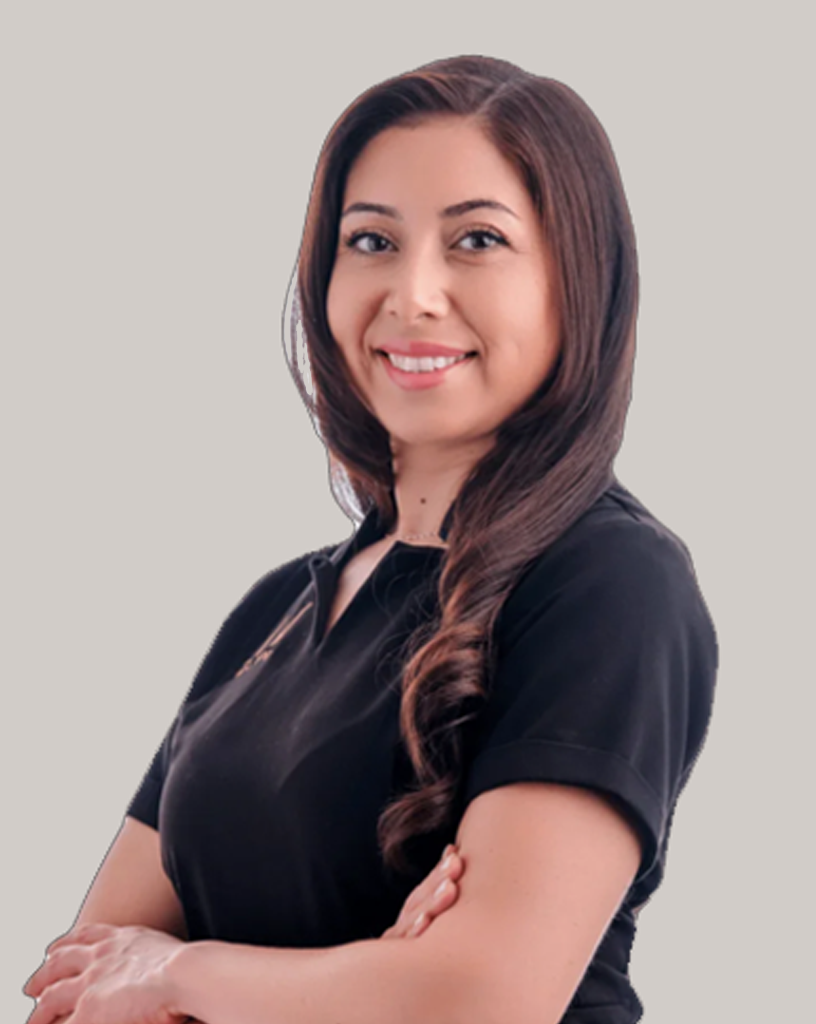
[387,529,444,543]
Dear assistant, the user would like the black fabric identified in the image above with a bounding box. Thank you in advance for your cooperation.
[126,477,717,1022]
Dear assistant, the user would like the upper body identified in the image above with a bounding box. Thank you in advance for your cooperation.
[125,475,717,1018]
[26,60,720,1024]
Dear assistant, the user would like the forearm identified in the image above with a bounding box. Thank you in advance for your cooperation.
[166,932,475,1024]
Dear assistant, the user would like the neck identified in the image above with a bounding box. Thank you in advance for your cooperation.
[388,436,493,542]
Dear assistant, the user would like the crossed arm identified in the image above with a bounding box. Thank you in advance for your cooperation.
[25,781,641,1024]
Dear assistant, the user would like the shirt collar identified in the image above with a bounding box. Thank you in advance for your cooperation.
[327,494,455,568]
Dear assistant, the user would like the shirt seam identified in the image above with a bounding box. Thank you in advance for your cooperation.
[469,737,665,809]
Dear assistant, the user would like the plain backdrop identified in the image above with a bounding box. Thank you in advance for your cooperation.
[3,2,813,1021]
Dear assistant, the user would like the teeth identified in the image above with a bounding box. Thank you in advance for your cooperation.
[385,352,469,373]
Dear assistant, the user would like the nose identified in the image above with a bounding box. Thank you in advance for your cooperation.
[383,241,450,322]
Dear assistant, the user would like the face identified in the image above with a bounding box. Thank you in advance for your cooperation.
[326,116,561,457]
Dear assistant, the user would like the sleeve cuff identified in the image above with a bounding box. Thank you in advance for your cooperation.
[125,772,162,830]
[462,738,665,884]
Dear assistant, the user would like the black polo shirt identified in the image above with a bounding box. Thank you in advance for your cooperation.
[126,476,717,1021]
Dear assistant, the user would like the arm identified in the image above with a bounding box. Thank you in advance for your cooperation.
[169,931,469,1024]
[27,783,636,1024]
[74,815,187,939]
[165,781,640,1024]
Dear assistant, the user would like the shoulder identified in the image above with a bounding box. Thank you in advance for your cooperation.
[217,533,347,646]
[496,479,714,650]
[184,537,342,703]
[229,540,337,624]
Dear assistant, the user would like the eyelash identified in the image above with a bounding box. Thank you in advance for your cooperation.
[341,227,509,255]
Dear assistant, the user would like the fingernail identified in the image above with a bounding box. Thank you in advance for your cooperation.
[441,851,455,872]
[434,878,451,900]
[409,912,427,936]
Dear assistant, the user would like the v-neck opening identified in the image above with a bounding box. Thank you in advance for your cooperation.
[311,551,385,651]
[309,505,445,653]
[308,504,384,652]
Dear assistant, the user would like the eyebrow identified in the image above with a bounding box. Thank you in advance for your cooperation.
[340,198,519,221]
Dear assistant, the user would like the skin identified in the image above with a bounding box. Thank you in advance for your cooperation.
[326,114,562,541]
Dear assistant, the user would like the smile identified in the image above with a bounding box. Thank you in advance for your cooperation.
[384,352,471,373]
[376,350,477,391]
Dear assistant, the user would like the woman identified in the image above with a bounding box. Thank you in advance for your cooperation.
[24,55,718,1024]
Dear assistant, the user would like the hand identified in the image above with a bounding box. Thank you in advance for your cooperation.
[23,922,187,1024]
[380,842,465,939]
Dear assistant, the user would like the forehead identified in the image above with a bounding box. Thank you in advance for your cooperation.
[343,117,530,212]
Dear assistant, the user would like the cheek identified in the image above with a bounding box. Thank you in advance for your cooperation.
[326,272,370,350]
[472,267,546,324]
[478,291,559,395]
[502,277,558,358]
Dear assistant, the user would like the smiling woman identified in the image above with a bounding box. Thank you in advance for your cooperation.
[23,54,717,1024]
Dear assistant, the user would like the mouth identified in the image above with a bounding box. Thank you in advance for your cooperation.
[374,349,478,392]
[375,350,477,374]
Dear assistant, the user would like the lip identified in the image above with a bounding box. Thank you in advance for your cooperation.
[377,338,473,358]
[377,350,475,391]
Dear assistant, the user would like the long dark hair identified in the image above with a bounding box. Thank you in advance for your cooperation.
[284,55,639,876]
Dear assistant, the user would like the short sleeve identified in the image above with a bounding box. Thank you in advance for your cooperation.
[125,549,321,830]
[126,732,170,828]
[461,516,718,902]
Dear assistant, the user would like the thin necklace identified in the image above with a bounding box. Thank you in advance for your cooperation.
[387,529,445,543]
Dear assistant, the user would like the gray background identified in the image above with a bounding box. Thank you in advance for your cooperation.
[3,2,813,1020]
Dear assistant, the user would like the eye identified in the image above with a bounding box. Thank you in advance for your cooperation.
[340,226,509,255]
[456,228,508,252]
[342,230,394,254]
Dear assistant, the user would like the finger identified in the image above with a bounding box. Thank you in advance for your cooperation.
[394,858,463,939]
[24,946,89,1000]
[402,844,461,921]
[380,845,464,940]
[440,846,464,883]
[407,910,430,938]
[26,976,82,1024]
[410,872,461,937]
[417,845,463,912]
[45,921,113,957]
[408,848,461,920]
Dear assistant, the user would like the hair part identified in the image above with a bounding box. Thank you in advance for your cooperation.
[284,54,639,878]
